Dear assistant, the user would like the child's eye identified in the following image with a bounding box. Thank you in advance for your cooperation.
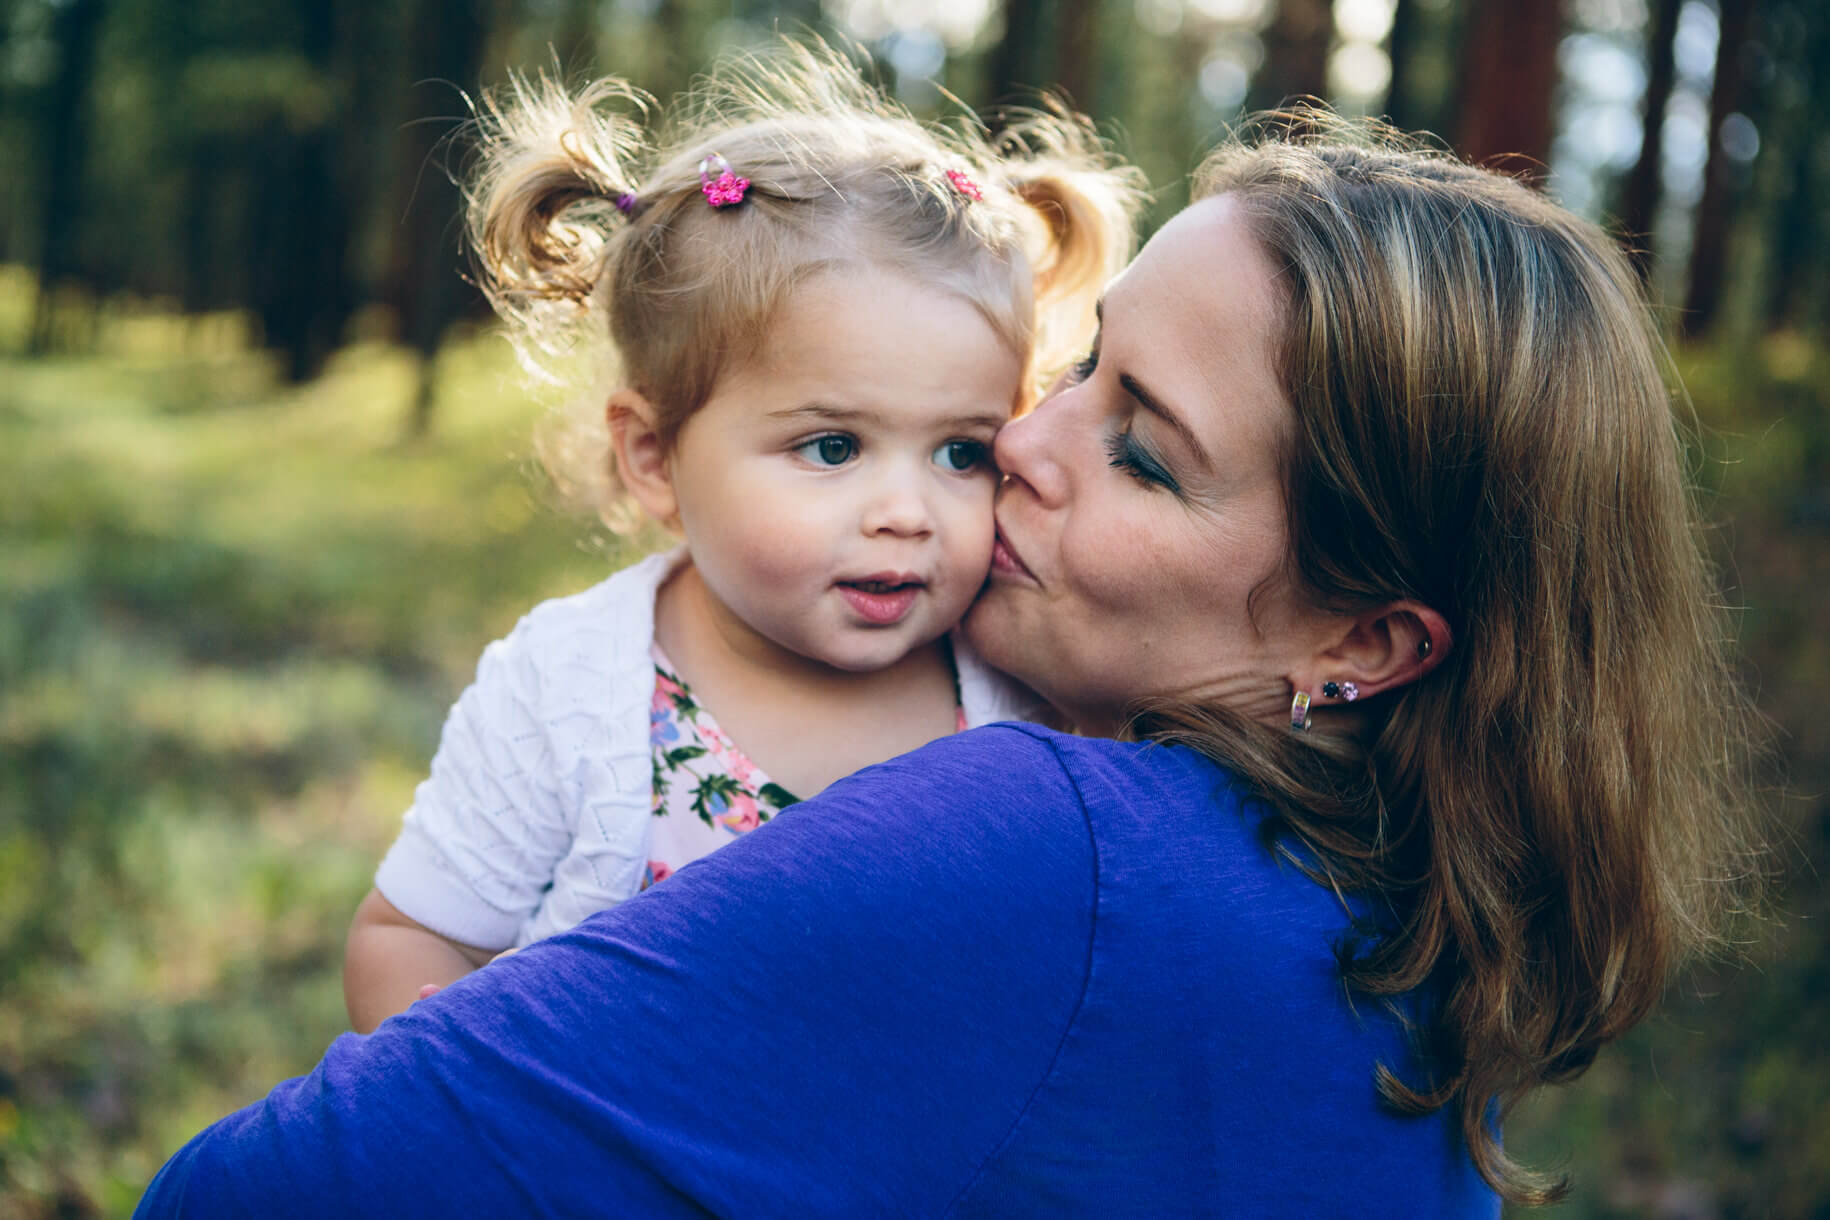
[933,439,990,473]
[795,434,857,466]
[1066,331,1101,385]
[1104,429,1179,492]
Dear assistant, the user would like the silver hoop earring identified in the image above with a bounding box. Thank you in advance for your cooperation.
[1289,690,1312,732]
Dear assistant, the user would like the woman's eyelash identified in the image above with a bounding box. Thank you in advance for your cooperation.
[1105,430,1179,492]
[1070,348,1099,383]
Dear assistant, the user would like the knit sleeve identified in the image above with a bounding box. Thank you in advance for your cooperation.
[373,574,658,949]
[370,614,584,948]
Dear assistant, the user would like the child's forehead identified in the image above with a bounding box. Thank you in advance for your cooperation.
[759,400,1010,434]
[764,265,1010,354]
[751,274,1014,375]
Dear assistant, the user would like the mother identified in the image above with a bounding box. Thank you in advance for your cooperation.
[137,122,1759,1216]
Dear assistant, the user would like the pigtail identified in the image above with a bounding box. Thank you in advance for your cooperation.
[462,40,1148,532]
[465,73,651,365]
[993,111,1148,389]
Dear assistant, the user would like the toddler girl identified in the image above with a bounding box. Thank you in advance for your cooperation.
[343,45,1143,1031]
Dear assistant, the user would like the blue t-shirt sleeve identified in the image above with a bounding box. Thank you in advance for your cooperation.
[136,726,1097,1218]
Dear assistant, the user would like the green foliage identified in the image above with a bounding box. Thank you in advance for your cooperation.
[0,300,653,1214]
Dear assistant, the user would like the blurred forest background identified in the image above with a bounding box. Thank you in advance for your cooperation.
[1,0,1826,1214]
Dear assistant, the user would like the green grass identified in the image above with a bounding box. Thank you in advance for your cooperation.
[0,302,657,1214]
[0,283,1825,1215]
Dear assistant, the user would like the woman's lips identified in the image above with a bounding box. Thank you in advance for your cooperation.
[990,531,1034,581]
[838,573,923,625]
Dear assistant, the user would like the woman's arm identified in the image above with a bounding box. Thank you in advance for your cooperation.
[341,889,497,1033]
[137,727,1096,1218]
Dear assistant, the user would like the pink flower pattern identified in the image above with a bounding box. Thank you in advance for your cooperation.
[644,647,802,890]
[642,643,966,890]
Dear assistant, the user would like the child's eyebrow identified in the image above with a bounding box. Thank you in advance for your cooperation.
[769,403,1006,432]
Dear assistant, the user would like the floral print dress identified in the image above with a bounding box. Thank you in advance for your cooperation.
[644,642,969,889]
[644,644,803,889]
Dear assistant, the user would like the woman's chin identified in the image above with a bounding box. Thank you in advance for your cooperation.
[959,586,1017,664]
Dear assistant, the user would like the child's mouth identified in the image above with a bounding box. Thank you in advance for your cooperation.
[838,577,922,625]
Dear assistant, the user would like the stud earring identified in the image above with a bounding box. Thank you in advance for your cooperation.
[1290,690,1312,732]
[1417,638,1432,658]
[1321,681,1359,702]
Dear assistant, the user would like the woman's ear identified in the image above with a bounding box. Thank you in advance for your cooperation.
[607,390,678,527]
[1298,601,1452,703]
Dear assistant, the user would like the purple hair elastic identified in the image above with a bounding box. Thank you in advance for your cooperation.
[615,192,639,215]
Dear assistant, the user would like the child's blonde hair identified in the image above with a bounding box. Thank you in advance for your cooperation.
[465,40,1146,524]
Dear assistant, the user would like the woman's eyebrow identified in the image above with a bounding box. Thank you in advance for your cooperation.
[1120,374,1209,468]
[1098,294,1209,467]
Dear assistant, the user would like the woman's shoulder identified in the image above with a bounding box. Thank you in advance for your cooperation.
[920,726,1352,935]
[908,724,1252,823]
[831,722,1235,818]
[821,725,1260,882]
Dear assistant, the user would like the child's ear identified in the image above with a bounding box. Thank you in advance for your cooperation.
[607,390,678,527]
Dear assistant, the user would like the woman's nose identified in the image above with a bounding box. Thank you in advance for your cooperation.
[993,388,1071,507]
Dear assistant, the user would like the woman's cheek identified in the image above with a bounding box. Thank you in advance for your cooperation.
[1061,515,1158,614]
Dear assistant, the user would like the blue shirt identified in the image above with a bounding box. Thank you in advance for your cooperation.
[137,725,1497,1217]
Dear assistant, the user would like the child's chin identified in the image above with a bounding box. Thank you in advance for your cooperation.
[807,632,933,675]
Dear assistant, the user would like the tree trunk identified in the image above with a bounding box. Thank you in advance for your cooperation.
[1054,0,1102,112]
[1248,0,1335,113]
[554,0,598,76]
[651,0,698,101]
[250,1,356,383]
[28,0,104,355]
[1452,0,1564,180]
[1619,0,1682,281]
[1761,6,1825,330]
[986,0,1049,115]
[1681,0,1757,338]
[1383,0,1419,128]
[393,0,492,435]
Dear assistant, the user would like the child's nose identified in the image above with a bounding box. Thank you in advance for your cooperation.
[861,467,934,538]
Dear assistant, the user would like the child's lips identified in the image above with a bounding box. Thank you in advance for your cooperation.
[837,573,924,625]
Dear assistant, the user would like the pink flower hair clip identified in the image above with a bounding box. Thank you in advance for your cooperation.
[945,169,983,202]
[698,153,750,208]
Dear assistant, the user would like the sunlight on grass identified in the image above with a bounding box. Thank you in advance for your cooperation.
[0,280,661,1214]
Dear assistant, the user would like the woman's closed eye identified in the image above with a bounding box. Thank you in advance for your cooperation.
[1105,429,1179,492]
[794,433,858,467]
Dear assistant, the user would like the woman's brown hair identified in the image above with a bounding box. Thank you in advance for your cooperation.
[1135,116,1767,1205]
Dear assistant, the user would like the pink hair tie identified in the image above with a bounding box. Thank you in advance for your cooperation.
[946,169,983,202]
[698,154,750,208]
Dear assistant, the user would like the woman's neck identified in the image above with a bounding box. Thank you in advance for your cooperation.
[652,561,962,797]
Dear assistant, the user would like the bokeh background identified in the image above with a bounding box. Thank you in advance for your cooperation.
[2,0,1825,1214]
